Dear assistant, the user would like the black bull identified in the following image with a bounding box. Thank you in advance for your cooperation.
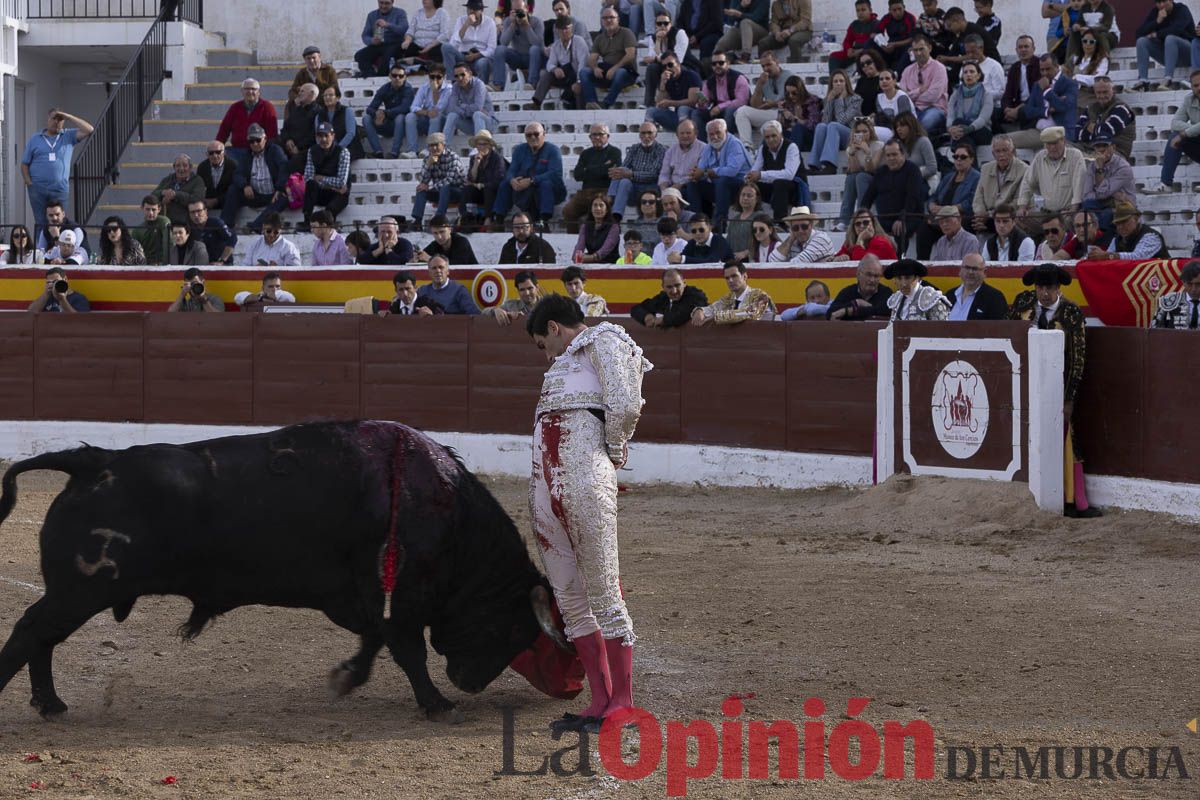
[0,421,572,720]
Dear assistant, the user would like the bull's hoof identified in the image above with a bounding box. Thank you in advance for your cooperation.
[31,696,67,719]
[425,704,464,725]
[328,664,357,698]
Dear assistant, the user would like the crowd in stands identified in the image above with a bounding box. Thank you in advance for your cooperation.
[9,0,1200,327]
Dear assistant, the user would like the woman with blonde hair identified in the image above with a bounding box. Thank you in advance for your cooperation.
[836,117,884,231]
[831,208,898,261]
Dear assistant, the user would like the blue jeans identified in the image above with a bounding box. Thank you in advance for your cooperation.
[1138,34,1191,80]
[807,122,850,167]
[645,105,703,132]
[363,114,403,155]
[493,178,566,219]
[26,183,63,227]
[528,46,547,87]
[442,45,494,84]
[441,111,494,140]
[789,124,814,153]
[918,106,946,137]
[683,176,741,223]
[492,45,536,86]
[1159,134,1200,184]
[608,178,657,219]
[412,185,464,221]
[839,172,872,224]
[404,113,443,153]
[579,65,636,107]
[1081,198,1115,236]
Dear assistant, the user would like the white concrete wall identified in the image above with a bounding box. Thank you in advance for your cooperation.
[204,0,1051,64]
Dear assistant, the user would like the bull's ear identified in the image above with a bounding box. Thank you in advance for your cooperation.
[530,585,575,654]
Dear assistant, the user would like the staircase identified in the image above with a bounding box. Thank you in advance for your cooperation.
[93,47,294,227]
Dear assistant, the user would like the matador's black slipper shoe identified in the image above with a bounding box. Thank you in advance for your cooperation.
[549,713,586,734]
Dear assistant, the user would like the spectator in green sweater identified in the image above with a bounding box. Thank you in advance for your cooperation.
[131,195,172,265]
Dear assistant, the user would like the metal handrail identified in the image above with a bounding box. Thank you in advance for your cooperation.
[68,0,203,224]
[26,0,200,23]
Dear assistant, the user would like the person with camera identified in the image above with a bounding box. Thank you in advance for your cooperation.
[28,267,90,313]
[236,271,297,312]
[168,267,225,313]
[492,0,543,90]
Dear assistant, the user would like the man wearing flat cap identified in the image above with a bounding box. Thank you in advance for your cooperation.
[929,206,981,262]
[885,259,950,321]
[1088,201,1170,261]
[1016,125,1085,235]
[1010,263,1100,518]
[1080,133,1135,234]
[289,46,339,107]
[1152,260,1200,329]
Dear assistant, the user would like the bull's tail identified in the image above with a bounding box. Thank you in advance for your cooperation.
[0,447,112,527]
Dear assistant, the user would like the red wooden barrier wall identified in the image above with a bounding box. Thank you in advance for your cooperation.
[0,314,1194,485]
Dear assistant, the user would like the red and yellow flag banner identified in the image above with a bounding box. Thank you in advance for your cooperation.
[1074,259,1185,328]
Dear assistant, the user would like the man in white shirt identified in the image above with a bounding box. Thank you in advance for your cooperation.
[964,34,1004,105]
[236,271,297,311]
[45,229,88,265]
[243,213,302,267]
[443,0,498,85]
[650,217,687,264]
[746,120,803,222]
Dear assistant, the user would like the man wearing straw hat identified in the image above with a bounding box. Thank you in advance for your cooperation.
[770,206,834,262]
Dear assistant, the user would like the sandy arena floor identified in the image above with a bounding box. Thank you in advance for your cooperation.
[0,467,1195,799]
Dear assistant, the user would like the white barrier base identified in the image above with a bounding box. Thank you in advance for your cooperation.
[0,421,1194,520]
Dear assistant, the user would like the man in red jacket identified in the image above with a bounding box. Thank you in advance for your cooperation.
[216,78,280,170]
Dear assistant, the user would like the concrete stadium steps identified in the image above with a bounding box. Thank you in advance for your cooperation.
[196,64,303,84]
[185,81,293,103]
[93,43,1200,254]
[205,48,257,67]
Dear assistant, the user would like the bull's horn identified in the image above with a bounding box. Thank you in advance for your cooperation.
[530,585,575,654]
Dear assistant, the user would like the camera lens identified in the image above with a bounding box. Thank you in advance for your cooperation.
[54,280,68,294]
[190,282,205,296]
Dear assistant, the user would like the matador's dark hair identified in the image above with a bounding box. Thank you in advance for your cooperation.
[526,293,584,337]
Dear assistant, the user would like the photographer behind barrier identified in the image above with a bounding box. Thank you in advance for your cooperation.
[235,271,297,312]
[167,267,225,313]
[28,267,90,313]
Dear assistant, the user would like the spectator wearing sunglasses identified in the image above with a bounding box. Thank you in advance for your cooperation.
[915,141,979,259]
[770,205,833,263]
[490,122,565,225]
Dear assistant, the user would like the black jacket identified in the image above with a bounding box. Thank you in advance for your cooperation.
[498,235,558,264]
[630,285,708,328]
[827,283,893,320]
[945,282,1009,320]
[682,233,732,264]
[420,233,478,265]
[385,295,445,315]
[677,0,724,42]
[198,156,239,203]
